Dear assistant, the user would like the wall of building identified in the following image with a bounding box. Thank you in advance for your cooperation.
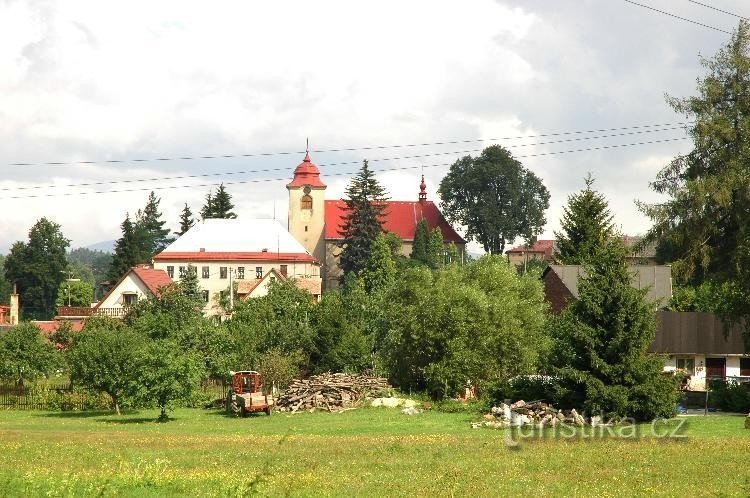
[287,185,327,269]
[542,270,574,314]
[153,259,320,313]
[98,274,152,309]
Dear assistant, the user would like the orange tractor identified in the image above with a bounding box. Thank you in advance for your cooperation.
[225,371,274,416]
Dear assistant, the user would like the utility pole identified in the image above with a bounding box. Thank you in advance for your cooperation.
[229,268,234,310]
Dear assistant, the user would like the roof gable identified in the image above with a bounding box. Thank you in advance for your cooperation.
[324,200,466,244]
[95,266,172,309]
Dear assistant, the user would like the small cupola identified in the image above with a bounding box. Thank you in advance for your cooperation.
[418,174,427,202]
[287,144,326,189]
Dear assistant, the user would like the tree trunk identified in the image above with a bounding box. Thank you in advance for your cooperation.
[111,393,121,416]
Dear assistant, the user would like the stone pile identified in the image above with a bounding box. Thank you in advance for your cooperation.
[276,373,391,413]
[472,400,600,429]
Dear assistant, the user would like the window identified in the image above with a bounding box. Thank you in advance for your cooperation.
[741,358,750,377]
[202,290,209,303]
[256,267,263,279]
[280,265,288,277]
[237,267,245,279]
[178,266,187,279]
[301,195,313,210]
[122,293,137,306]
[305,225,308,232]
[676,357,695,375]
[220,267,228,279]
[202,266,210,279]
[166,266,174,278]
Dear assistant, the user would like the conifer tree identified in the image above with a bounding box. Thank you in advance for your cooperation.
[361,233,396,294]
[139,191,173,253]
[212,184,237,219]
[426,228,445,269]
[200,190,214,220]
[107,214,143,283]
[548,239,677,421]
[179,264,202,304]
[555,174,614,264]
[410,219,429,263]
[338,160,389,276]
[175,203,195,236]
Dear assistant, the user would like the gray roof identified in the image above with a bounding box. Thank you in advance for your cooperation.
[546,265,672,306]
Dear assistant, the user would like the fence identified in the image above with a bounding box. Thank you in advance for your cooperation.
[0,378,229,411]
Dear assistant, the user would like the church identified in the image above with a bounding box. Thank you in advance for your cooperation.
[286,151,467,289]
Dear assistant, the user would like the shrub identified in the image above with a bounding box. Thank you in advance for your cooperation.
[708,380,750,413]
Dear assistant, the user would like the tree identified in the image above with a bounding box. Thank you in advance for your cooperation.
[124,283,203,340]
[0,255,11,305]
[638,22,750,341]
[438,145,550,254]
[175,203,195,236]
[410,219,430,264]
[3,218,70,319]
[426,228,446,269]
[547,240,678,421]
[0,323,59,386]
[68,319,143,415]
[130,339,204,421]
[211,184,237,219]
[106,214,150,284]
[138,191,173,253]
[68,248,112,297]
[179,265,202,305]
[338,160,389,276]
[200,190,214,220]
[380,256,548,399]
[55,279,94,307]
[555,174,614,264]
[361,233,396,294]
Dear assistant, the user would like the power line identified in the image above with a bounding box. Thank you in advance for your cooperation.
[624,0,732,34]
[4,121,691,168]
[0,124,688,193]
[0,136,689,200]
[687,0,748,21]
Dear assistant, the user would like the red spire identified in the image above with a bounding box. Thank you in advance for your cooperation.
[418,174,427,202]
[287,147,326,188]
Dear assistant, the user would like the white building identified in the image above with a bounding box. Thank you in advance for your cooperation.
[93,265,173,318]
[153,218,322,314]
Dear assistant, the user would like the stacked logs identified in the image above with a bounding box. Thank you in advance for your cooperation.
[472,400,600,429]
[276,373,391,413]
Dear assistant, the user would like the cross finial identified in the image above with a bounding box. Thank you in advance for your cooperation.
[306,137,309,154]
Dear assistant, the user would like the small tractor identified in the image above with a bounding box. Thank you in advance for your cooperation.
[225,370,274,417]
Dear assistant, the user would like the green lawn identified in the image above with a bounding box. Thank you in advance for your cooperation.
[0,407,748,497]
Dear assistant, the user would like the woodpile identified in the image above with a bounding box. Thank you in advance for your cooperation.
[472,400,605,429]
[276,373,391,413]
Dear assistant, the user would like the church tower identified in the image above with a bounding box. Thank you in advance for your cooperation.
[287,149,327,273]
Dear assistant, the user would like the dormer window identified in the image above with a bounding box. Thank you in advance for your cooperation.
[301,194,313,210]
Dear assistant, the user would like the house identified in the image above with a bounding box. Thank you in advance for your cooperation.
[650,311,749,390]
[153,218,322,313]
[286,151,466,289]
[542,264,672,314]
[506,240,557,269]
[91,265,173,318]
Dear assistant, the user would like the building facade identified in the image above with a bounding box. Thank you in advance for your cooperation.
[153,218,322,313]
[287,152,467,289]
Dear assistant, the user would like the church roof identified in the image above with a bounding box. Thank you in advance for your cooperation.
[323,200,466,244]
[155,219,317,263]
[287,152,326,188]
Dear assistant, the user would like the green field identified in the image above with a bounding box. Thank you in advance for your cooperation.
[0,407,748,497]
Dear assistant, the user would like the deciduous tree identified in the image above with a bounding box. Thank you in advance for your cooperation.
[0,323,59,386]
[55,279,94,307]
[438,145,549,254]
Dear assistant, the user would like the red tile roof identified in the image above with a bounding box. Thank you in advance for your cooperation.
[324,200,466,244]
[287,152,326,188]
[154,252,317,263]
[131,267,174,296]
[33,321,85,334]
[506,239,556,259]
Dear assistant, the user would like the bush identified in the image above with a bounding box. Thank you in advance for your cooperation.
[709,380,750,413]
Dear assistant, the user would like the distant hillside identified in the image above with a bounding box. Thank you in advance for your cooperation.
[85,240,115,253]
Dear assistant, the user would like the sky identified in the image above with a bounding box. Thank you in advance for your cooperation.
[0,0,745,254]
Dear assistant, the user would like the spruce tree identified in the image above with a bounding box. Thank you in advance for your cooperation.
[175,203,195,236]
[338,160,389,276]
[200,190,214,219]
[139,192,173,253]
[555,174,614,265]
[426,228,445,269]
[410,219,429,264]
[361,233,396,294]
[212,184,237,219]
[179,264,202,304]
[107,214,141,284]
[548,239,677,421]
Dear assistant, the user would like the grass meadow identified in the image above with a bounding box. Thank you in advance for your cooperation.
[0,407,748,497]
